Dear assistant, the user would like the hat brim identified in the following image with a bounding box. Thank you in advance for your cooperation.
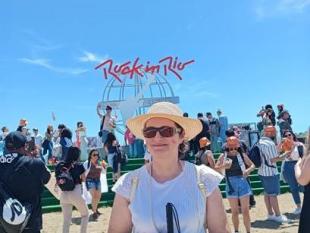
[127,113,202,140]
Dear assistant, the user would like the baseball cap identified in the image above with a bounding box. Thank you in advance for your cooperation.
[106,105,112,110]
[5,131,27,150]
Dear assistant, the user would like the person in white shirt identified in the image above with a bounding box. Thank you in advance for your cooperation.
[97,103,116,144]
[258,126,288,223]
[279,130,305,215]
[108,102,230,233]
[33,128,44,163]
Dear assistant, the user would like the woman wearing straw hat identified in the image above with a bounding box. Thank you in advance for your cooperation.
[108,102,230,233]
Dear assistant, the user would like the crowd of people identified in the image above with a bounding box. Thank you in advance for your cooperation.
[0,101,309,233]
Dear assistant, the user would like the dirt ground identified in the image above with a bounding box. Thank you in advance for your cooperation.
[42,193,301,233]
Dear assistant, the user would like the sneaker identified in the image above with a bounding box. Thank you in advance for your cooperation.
[293,208,302,215]
[273,215,289,223]
[267,214,276,221]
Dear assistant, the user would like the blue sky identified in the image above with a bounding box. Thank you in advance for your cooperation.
[0,0,309,138]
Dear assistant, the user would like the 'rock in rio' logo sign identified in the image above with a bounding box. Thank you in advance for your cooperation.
[95,56,195,82]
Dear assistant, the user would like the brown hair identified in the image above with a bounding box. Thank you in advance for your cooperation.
[175,122,189,159]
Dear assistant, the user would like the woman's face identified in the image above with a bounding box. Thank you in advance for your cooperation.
[144,118,184,160]
[284,132,294,141]
[90,151,99,163]
[227,148,238,156]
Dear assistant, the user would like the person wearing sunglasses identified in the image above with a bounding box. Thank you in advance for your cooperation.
[108,102,230,233]
[279,130,306,215]
[84,149,106,219]
[216,136,255,233]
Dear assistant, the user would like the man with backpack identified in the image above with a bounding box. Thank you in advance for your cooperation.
[0,131,51,233]
[256,126,288,223]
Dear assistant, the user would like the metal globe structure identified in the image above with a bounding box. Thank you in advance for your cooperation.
[98,71,179,134]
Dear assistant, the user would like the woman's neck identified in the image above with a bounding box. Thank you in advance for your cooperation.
[150,159,183,183]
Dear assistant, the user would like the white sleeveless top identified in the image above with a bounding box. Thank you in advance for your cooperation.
[112,161,223,233]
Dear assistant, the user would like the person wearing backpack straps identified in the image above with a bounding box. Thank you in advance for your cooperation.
[56,147,89,233]
[217,136,255,233]
[108,102,230,233]
[0,131,51,233]
[257,126,289,223]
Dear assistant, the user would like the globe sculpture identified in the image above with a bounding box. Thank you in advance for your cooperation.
[98,71,180,134]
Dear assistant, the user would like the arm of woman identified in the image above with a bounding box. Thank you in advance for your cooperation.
[108,194,132,233]
[206,187,230,233]
[243,153,255,177]
[295,156,310,186]
[206,151,216,169]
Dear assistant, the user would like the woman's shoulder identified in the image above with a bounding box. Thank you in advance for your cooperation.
[111,165,146,199]
[186,162,224,197]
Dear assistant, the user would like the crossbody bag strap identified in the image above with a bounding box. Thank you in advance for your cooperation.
[195,165,207,231]
[129,173,139,233]
[258,145,276,168]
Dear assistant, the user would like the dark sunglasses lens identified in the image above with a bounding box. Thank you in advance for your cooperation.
[143,127,177,138]
[143,128,157,138]
[159,127,175,137]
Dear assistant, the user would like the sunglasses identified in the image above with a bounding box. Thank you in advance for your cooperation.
[226,148,238,152]
[143,126,181,138]
[285,133,292,137]
[92,153,99,156]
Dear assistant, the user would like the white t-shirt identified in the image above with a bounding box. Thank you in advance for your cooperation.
[144,151,152,161]
[112,161,223,233]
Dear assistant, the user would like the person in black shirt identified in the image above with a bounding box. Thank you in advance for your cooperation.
[55,147,88,233]
[0,131,51,233]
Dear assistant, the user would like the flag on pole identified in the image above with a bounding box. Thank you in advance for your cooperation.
[52,112,56,121]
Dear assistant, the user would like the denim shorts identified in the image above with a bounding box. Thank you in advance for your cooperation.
[225,176,252,198]
[86,178,101,191]
[259,174,280,196]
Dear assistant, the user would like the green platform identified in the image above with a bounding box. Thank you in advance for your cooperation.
[42,156,290,213]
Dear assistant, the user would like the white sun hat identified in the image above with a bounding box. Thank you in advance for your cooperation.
[126,102,202,140]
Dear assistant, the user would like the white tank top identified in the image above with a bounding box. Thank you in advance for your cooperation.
[112,161,223,233]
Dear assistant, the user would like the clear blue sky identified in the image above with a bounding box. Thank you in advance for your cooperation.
[1,0,309,137]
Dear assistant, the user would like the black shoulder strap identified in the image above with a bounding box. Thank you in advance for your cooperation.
[100,115,105,131]
[258,144,276,168]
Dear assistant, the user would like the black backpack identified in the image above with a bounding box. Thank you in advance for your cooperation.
[55,162,75,191]
[249,143,276,168]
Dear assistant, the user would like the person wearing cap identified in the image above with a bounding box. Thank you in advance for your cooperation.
[257,126,289,223]
[216,136,255,233]
[17,118,28,132]
[108,102,229,233]
[97,103,116,144]
[0,131,51,233]
[277,110,292,137]
[195,137,216,169]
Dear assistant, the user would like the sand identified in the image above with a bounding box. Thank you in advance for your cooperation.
[42,193,301,233]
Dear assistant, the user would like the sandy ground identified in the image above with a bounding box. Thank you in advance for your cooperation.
[42,193,301,233]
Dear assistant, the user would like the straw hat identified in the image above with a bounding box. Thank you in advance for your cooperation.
[126,102,202,140]
[199,137,211,148]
